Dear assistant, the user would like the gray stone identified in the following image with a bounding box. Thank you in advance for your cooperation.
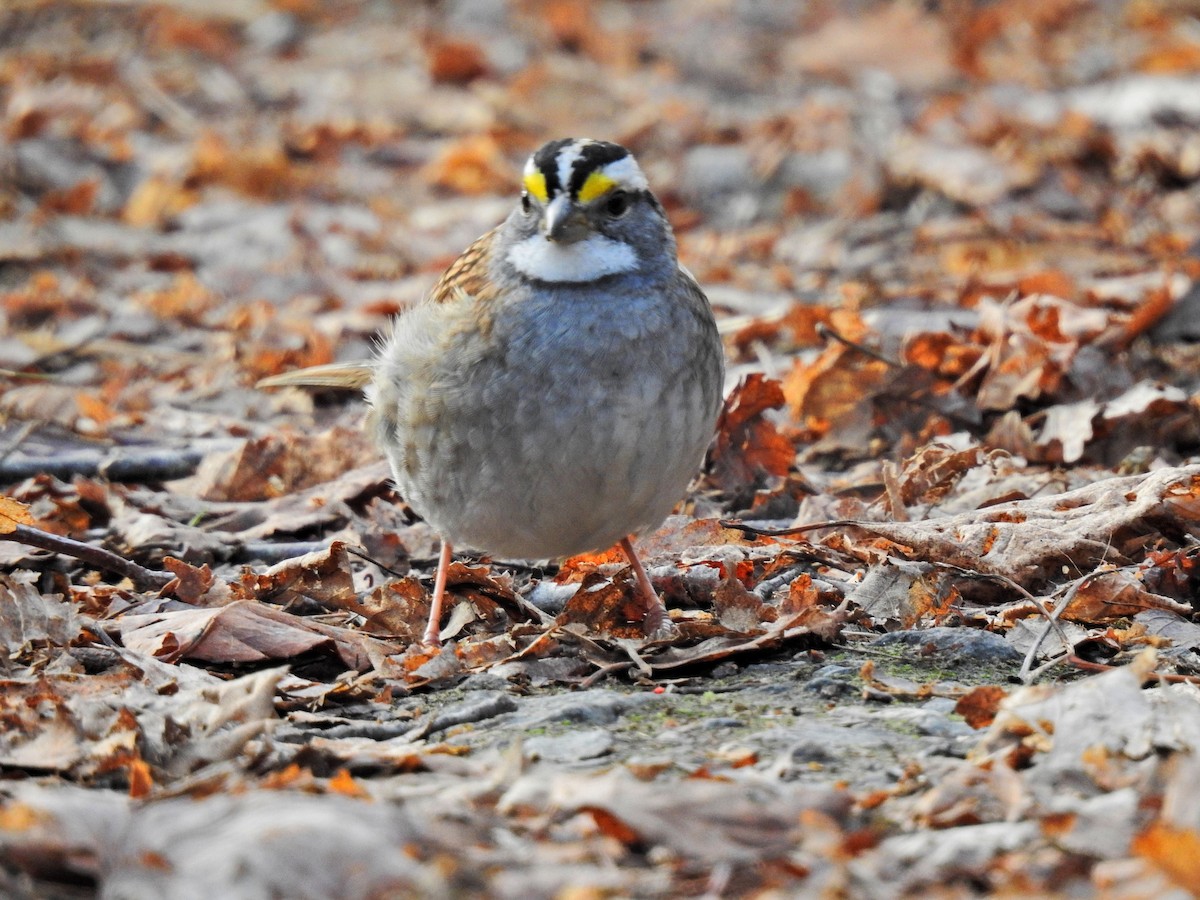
[870,627,1023,666]
[494,689,660,731]
[524,728,614,763]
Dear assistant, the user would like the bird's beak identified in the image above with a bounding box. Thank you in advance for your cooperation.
[543,195,588,244]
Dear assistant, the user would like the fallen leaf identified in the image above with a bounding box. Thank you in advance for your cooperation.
[955,686,1008,729]
[706,373,795,497]
[0,496,35,532]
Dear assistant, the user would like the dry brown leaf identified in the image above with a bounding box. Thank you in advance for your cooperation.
[711,574,771,633]
[0,496,35,532]
[833,465,1200,590]
[425,38,489,84]
[191,131,301,200]
[123,172,199,227]
[557,571,648,640]
[120,601,335,664]
[782,343,890,435]
[955,685,1008,729]
[355,578,431,641]
[892,443,986,510]
[422,135,512,196]
[247,541,357,608]
[1060,569,1191,623]
[902,331,980,380]
[133,273,219,325]
[500,767,851,865]
[706,373,795,496]
[185,428,381,503]
[1131,822,1200,890]
[968,294,1111,411]
[0,573,80,671]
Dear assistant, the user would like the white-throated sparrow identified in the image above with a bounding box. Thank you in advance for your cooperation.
[263,138,725,646]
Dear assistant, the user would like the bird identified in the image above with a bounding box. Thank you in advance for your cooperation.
[261,138,725,646]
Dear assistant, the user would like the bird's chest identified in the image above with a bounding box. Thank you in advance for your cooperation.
[406,290,678,484]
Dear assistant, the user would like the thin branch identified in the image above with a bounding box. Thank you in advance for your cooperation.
[0,448,206,483]
[2,524,173,589]
[816,322,902,368]
[0,420,38,468]
[720,517,861,538]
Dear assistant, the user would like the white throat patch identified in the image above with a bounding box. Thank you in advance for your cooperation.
[507,234,638,283]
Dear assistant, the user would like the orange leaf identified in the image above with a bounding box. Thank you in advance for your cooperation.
[261,763,313,790]
[0,496,34,534]
[37,179,99,216]
[328,768,369,798]
[1138,42,1200,74]
[127,756,154,799]
[1132,822,1200,889]
[0,803,50,831]
[903,332,980,379]
[707,374,795,494]
[557,571,646,638]
[426,39,488,84]
[1017,270,1075,300]
[124,173,198,227]
[423,135,512,196]
[75,392,117,427]
[783,346,889,431]
[583,807,642,845]
[954,685,1007,729]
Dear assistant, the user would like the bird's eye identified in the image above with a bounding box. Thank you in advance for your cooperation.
[604,190,630,218]
[521,193,533,215]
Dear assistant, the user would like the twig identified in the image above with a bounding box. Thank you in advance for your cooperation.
[720,517,862,538]
[0,370,56,381]
[1065,653,1200,685]
[1016,578,1082,683]
[579,660,633,688]
[816,322,902,368]
[0,448,205,483]
[0,421,38,468]
[121,58,200,136]
[2,524,173,589]
[921,562,1077,683]
[720,523,1080,683]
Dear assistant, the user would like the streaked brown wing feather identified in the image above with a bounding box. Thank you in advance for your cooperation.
[257,362,374,390]
[428,226,502,306]
[259,227,504,392]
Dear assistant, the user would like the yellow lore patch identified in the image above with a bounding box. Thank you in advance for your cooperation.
[576,171,617,204]
[523,171,549,203]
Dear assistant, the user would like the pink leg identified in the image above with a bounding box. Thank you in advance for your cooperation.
[423,540,453,647]
[619,536,670,635]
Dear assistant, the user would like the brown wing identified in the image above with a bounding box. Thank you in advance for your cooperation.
[257,362,374,390]
[428,226,503,307]
[259,227,504,392]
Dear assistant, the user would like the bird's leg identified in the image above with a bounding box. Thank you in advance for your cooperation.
[423,540,454,647]
[618,536,672,636]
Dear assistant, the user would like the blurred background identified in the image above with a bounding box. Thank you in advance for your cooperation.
[2,0,1200,486]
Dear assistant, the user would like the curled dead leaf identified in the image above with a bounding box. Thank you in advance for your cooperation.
[706,373,795,497]
[954,685,1008,729]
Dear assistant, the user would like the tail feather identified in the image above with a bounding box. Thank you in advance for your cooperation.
[257,362,374,391]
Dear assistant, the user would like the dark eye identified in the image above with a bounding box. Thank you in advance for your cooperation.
[604,190,630,218]
[521,193,533,215]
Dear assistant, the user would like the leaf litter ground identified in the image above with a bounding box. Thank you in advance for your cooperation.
[4,1,1200,896]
